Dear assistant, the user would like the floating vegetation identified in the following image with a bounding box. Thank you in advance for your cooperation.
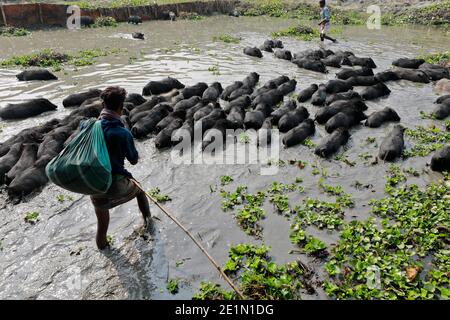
[56,194,74,202]
[293,198,345,231]
[24,212,40,224]
[382,1,450,26]
[208,65,220,75]
[404,125,450,158]
[212,34,241,44]
[220,175,233,186]
[221,186,266,237]
[302,138,316,149]
[167,278,180,294]
[385,164,407,190]
[221,185,247,210]
[0,26,29,37]
[148,187,172,203]
[192,282,234,300]
[325,177,450,299]
[272,25,319,41]
[216,244,307,300]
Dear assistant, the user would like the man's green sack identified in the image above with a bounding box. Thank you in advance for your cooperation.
[46,119,112,195]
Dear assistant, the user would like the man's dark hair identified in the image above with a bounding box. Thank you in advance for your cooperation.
[319,0,326,6]
[100,86,127,111]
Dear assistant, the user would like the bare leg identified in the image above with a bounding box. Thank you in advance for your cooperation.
[95,208,110,250]
[137,191,151,225]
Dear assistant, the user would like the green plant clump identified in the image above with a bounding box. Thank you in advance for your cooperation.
[192,282,234,300]
[24,212,40,224]
[148,187,172,203]
[167,278,180,294]
[220,175,233,186]
[325,179,450,300]
[418,51,450,66]
[292,198,345,231]
[0,27,29,37]
[404,125,450,158]
[221,186,266,238]
[220,244,307,299]
[272,25,319,41]
[212,34,241,44]
[94,16,118,27]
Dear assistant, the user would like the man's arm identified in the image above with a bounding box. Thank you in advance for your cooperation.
[124,131,139,165]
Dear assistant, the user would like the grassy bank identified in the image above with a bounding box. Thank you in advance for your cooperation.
[63,0,212,9]
[237,0,449,27]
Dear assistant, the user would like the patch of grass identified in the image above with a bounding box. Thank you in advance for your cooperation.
[24,212,39,224]
[167,278,180,294]
[148,187,172,203]
[0,27,29,37]
[212,34,241,44]
[272,25,319,41]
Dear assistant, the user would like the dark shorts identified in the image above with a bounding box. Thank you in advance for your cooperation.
[90,175,141,210]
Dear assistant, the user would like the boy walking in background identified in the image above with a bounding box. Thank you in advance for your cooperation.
[319,0,337,43]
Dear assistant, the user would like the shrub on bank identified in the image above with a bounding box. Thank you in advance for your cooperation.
[0,27,30,37]
[94,16,118,27]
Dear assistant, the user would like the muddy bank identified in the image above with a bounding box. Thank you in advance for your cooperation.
[0,0,237,28]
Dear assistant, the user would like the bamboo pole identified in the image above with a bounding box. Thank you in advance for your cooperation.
[131,179,245,300]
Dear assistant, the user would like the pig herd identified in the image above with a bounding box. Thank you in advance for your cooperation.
[1,41,450,199]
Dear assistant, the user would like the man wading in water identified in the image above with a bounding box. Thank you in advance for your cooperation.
[90,87,152,250]
[318,0,337,43]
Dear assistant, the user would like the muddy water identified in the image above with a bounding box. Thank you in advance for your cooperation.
[0,16,449,299]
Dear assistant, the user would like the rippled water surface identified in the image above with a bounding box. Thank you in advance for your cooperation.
[0,16,449,299]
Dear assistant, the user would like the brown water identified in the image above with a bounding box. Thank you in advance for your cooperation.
[0,16,449,299]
